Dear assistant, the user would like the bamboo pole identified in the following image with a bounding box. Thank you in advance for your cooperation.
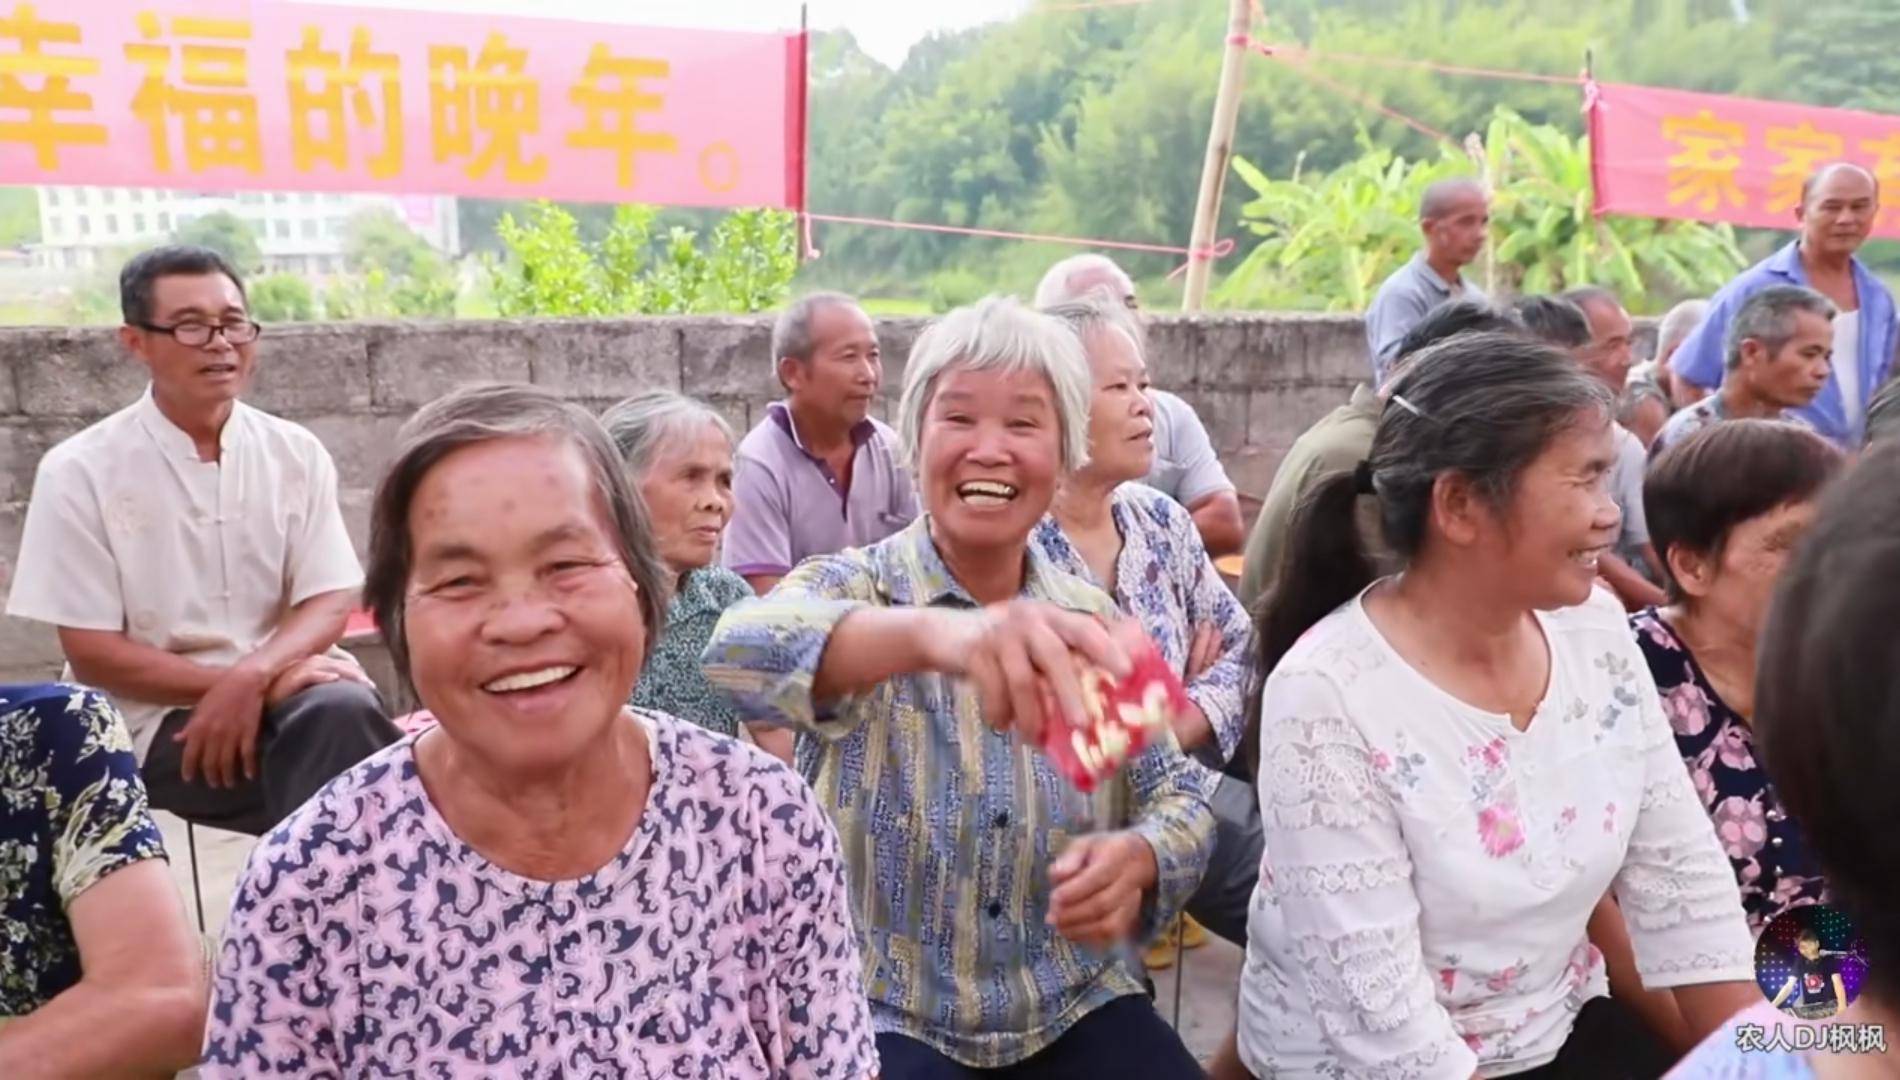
[1181,0,1253,311]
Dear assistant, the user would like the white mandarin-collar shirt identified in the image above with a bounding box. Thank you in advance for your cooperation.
[7,388,362,760]
[1237,586,1753,1078]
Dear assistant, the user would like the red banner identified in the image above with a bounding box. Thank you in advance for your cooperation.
[0,2,807,210]
[1588,81,1900,236]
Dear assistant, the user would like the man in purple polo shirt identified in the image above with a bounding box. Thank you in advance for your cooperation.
[722,292,919,594]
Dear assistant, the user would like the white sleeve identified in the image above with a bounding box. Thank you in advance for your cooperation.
[1158,395,1235,506]
[1611,639,1756,989]
[286,442,363,606]
[1256,668,1477,1079]
[1613,428,1651,548]
[5,453,126,631]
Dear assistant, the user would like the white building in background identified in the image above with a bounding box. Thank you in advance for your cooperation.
[32,187,459,273]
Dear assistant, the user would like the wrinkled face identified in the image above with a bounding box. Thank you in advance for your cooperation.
[1080,325,1154,483]
[403,436,645,775]
[1797,168,1877,259]
[123,273,256,412]
[1740,310,1834,409]
[919,366,1064,555]
[783,302,881,429]
[1461,412,1622,611]
[1674,500,1818,644]
[636,421,734,574]
[1424,190,1490,267]
[1577,298,1635,392]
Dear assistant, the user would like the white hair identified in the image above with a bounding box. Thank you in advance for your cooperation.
[598,389,735,478]
[897,295,1092,474]
[1040,293,1146,365]
[1657,298,1710,359]
[1033,253,1133,308]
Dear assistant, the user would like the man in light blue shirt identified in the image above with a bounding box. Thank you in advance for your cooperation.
[1670,163,1896,447]
[1363,178,1490,383]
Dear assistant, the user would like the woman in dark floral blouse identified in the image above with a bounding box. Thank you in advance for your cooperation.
[1634,420,1843,932]
[602,390,792,762]
[0,684,202,1074]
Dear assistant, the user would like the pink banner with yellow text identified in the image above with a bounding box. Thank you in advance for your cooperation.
[0,1,805,209]
[1589,81,1900,236]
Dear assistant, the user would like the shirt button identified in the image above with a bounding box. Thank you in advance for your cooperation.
[993,811,1010,829]
[987,901,1003,918]
[1771,836,1785,848]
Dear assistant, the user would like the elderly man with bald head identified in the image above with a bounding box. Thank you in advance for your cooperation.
[1670,163,1897,446]
[1034,254,1246,556]
[1362,178,1491,382]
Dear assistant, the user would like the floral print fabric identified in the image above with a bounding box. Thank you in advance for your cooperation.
[202,710,878,1078]
[0,683,167,1018]
[1235,587,1754,1078]
[1631,608,1828,932]
[1031,482,1252,762]
[630,565,755,737]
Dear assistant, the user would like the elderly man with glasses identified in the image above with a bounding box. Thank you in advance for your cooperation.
[7,245,399,837]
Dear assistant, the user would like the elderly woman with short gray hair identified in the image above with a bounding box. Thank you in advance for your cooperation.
[601,389,792,761]
[203,384,876,1078]
[704,296,1212,1076]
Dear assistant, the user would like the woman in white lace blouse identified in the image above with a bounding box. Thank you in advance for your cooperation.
[1214,333,1758,1079]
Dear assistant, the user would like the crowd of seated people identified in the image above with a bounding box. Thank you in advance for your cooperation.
[4,155,1898,1077]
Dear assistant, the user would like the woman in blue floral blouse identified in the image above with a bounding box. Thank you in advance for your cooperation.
[602,391,791,762]
[1635,419,1844,932]
[1032,295,1255,951]
[0,683,203,1074]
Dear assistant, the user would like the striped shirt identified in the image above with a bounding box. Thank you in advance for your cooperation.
[703,515,1214,1067]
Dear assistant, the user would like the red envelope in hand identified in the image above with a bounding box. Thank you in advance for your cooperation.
[1039,635,1191,792]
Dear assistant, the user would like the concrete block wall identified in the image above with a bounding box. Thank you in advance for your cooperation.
[0,312,1379,682]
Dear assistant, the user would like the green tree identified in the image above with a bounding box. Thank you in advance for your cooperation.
[492,202,618,316]
[0,187,39,248]
[1215,141,1472,312]
[790,0,1791,303]
[489,202,796,317]
[172,210,262,273]
[1774,3,1900,114]
[321,270,396,320]
[1477,109,1746,304]
[342,207,435,279]
[250,273,317,321]
[1217,109,1744,313]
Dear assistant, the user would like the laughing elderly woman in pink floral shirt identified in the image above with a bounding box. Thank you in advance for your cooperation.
[201,385,876,1079]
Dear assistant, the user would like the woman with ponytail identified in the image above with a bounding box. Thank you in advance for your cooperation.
[1218,332,1758,1079]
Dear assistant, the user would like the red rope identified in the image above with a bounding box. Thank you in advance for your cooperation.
[801,212,1233,275]
[807,212,1192,255]
[1256,41,1584,87]
[1246,40,1455,144]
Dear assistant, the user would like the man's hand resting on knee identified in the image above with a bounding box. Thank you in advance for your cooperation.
[266,655,374,708]
[174,660,271,789]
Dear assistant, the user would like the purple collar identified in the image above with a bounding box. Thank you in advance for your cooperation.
[767,401,876,460]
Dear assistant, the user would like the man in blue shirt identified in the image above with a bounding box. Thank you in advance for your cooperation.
[1670,164,1896,446]
[1363,178,1490,383]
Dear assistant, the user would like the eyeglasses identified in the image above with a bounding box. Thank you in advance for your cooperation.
[135,320,262,347]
